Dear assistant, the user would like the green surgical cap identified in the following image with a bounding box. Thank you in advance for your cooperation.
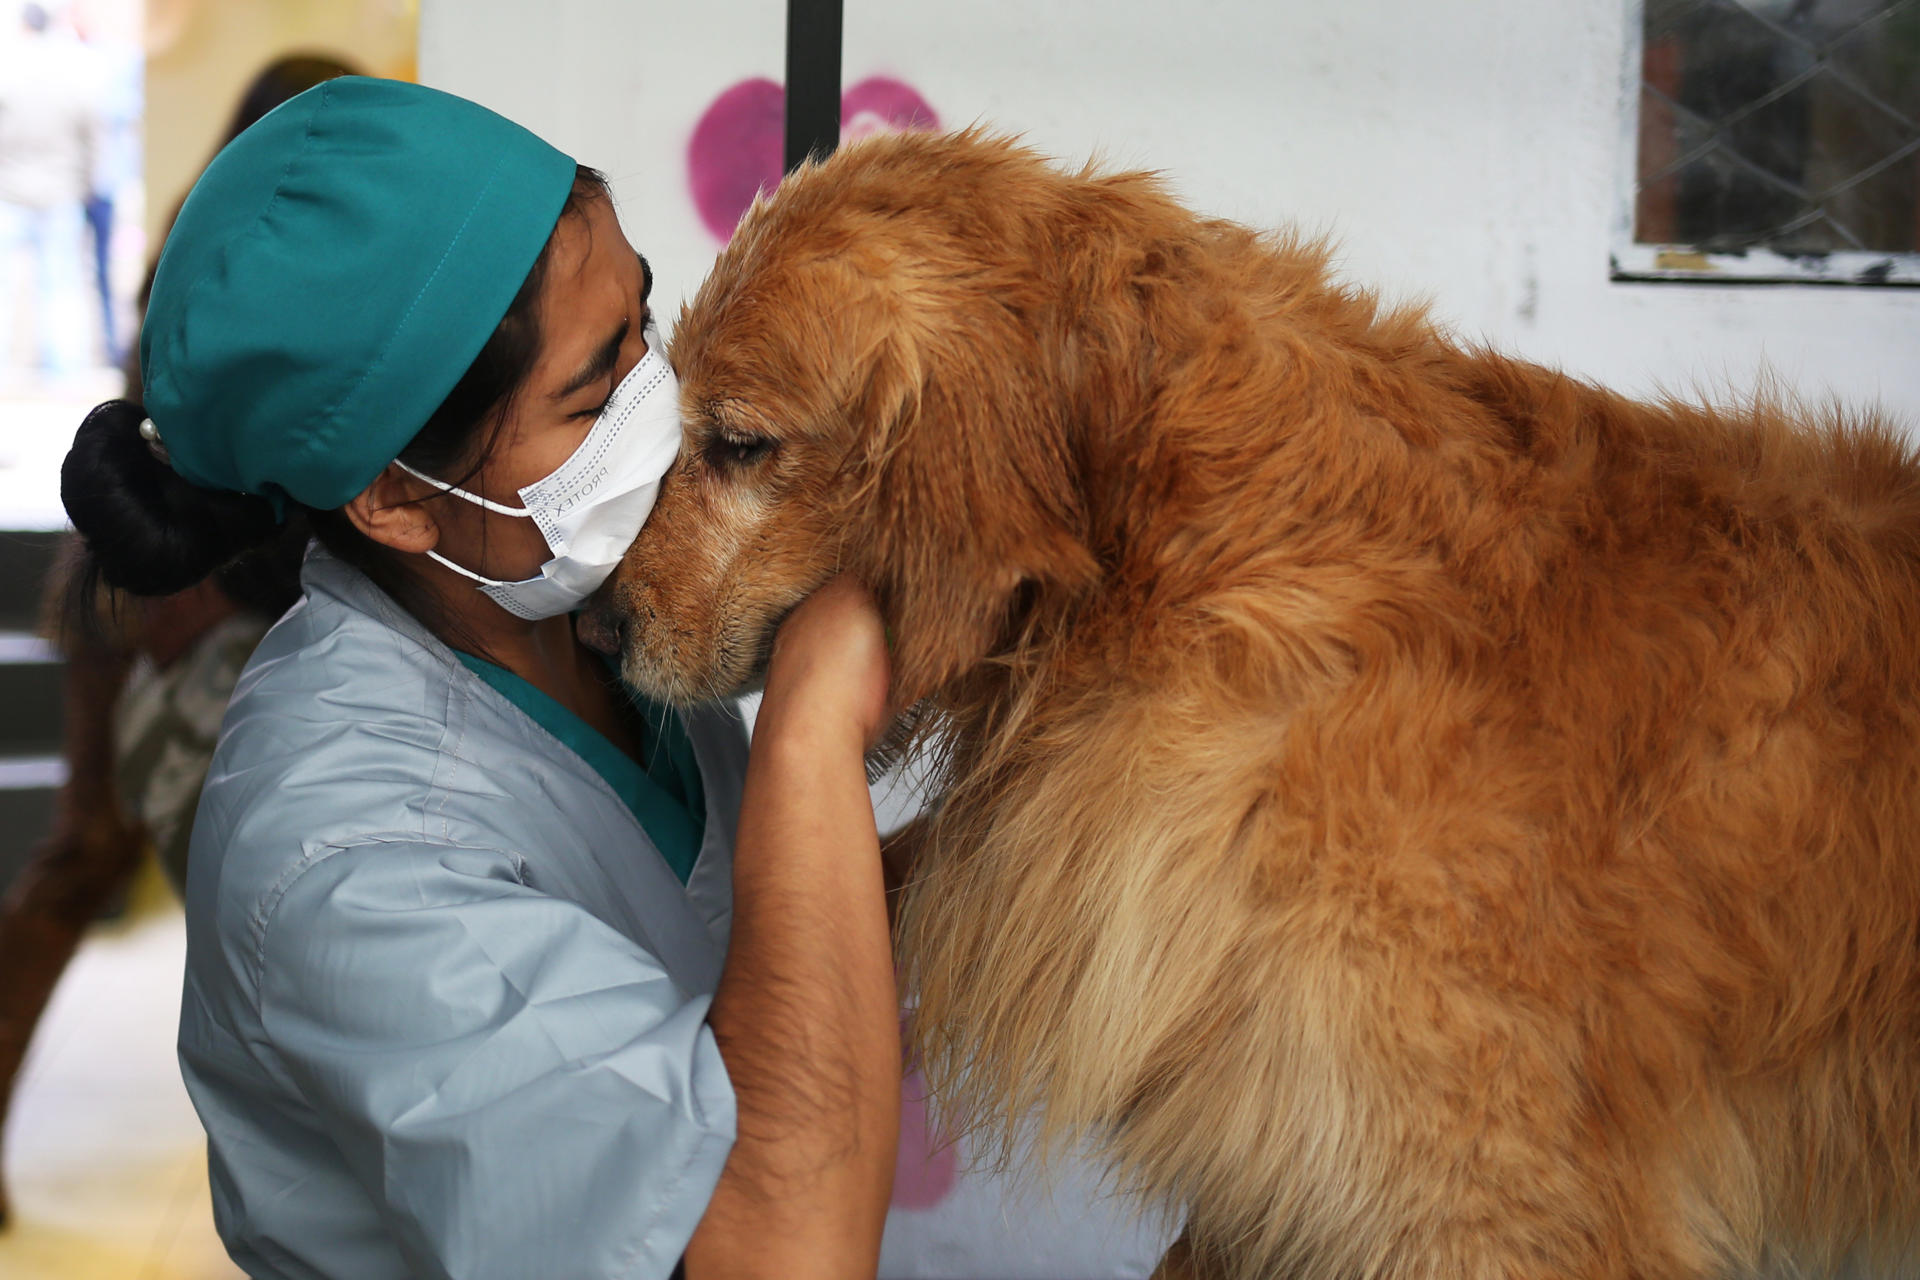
[140,76,578,512]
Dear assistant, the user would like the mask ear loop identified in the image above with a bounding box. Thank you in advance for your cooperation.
[419,547,514,588]
[394,459,538,517]
[392,459,537,589]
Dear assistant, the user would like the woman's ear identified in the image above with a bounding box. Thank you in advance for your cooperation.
[343,463,441,553]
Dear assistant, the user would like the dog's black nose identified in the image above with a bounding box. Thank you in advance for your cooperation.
[575,601,625,656]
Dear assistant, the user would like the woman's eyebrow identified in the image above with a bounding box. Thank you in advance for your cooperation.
[638,252,653,304]
[551,315,630,402]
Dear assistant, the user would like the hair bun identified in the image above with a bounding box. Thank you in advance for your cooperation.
[62,399,284,596]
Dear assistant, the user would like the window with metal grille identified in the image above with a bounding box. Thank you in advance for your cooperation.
[1614,0,1920,284]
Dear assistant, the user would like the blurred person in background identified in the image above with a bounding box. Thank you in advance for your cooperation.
[0,0,106,385]
[0,52,355,1231]
[72,0,141,367]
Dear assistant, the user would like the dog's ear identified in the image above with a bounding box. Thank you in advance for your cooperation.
[843,329,1097,706]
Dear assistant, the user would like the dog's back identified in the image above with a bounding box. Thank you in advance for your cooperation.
[1360,353,1920,1277]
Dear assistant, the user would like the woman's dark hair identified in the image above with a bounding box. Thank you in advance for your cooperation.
[226,54,363,141]
[63,165,611,650]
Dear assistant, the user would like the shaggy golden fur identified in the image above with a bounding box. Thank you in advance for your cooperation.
[592,130,1920,1279]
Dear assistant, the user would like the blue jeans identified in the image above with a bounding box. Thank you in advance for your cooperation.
[83,194,118,364]
[0,199,97,377]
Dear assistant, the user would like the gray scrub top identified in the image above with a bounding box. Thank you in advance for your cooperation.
[177,547,748,1280]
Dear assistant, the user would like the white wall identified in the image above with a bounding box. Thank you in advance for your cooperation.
[421,0,1919,428]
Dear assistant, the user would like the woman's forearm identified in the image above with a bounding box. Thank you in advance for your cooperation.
[687,713,899,1278]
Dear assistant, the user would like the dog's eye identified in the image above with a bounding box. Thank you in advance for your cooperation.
[703,432,777,470]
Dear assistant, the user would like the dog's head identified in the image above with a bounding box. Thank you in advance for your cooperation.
[588,130,1173,707]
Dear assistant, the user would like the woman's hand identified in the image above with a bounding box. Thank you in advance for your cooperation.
[754,575,892,758]
[686,575,899,1279]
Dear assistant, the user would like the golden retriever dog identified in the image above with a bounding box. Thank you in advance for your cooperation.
[585,130,1920,1279]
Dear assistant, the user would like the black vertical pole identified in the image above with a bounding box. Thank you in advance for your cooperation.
[784,0,843,174]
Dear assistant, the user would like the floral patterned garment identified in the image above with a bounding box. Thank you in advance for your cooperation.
[111,613,272,891]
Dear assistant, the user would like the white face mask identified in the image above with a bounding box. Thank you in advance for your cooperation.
[398,329,683,620]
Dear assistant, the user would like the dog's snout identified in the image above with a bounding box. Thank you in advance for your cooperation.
[575,599,626,657]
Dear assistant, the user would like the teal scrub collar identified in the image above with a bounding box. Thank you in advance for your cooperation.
[139,76,579,513]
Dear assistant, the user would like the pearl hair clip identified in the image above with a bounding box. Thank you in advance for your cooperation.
[139,416,170,465]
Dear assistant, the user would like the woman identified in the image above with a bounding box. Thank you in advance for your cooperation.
[59,76,898,1280]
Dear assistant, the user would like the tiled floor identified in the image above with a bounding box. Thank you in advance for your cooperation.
[0,906,241,1280]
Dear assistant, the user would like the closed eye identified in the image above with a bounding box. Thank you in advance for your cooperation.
[703,432,777,470]
[572,306,656,421]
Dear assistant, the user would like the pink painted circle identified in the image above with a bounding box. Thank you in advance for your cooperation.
[892,1062,961,1210]
[687,75,940,244]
